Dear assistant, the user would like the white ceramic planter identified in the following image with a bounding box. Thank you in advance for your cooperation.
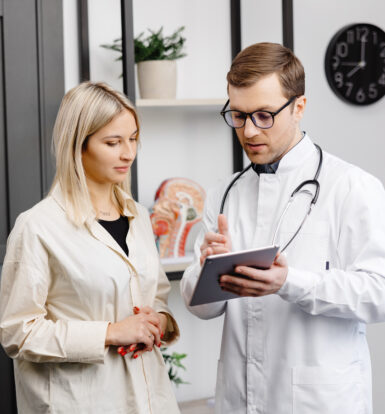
[137,60,177,99]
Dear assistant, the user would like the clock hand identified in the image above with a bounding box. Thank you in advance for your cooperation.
[341,62,360,66]
[360,38,366,64]
[347,64,362,78]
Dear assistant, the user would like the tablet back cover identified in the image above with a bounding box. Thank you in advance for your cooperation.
[189,245,279,306]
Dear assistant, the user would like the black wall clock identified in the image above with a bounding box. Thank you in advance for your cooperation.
[325,23,385,105]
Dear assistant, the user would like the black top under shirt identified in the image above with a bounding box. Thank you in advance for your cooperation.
[98,215,130,256]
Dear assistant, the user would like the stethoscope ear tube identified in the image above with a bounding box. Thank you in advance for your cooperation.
[219,164,253,214]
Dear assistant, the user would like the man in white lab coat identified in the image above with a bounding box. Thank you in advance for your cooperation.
[181,42,385,414]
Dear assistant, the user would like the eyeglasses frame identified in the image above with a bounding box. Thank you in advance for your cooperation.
[220,95,298,129]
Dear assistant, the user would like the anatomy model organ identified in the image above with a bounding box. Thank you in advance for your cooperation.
[150,178,205,258]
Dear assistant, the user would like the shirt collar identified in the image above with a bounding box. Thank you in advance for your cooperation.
[50,184,137,226]
[250,132,314,176]
[252,159,280,175]
[114,186,137,219]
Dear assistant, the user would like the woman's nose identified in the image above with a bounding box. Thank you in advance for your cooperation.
[121,142,136,161]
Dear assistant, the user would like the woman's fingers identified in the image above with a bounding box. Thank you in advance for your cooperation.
[115,307,164,357]
[133,306,162,335]
[147,323,161,348]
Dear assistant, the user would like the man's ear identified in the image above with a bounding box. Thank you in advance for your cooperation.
[294,95,306,121]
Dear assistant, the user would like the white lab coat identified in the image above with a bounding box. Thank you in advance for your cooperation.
[181,135,385,414]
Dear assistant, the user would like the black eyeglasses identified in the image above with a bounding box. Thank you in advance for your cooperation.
[220,96,297,129]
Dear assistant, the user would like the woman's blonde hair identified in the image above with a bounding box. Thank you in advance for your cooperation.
[50,81,140,226]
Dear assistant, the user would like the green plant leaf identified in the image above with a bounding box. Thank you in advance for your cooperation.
[160,348,189,386]
[101,26,186,64]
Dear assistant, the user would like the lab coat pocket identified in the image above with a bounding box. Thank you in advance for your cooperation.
[280,219,329,271]
[292,364,364,414]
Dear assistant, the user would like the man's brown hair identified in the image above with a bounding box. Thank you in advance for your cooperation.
[227,42,305,98]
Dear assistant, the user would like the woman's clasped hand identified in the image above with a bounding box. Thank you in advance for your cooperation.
[107,306,167,358]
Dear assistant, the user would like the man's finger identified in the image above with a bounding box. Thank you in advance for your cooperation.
[274,252,287,267]
[217,214,229,237]
[204,232,227,245]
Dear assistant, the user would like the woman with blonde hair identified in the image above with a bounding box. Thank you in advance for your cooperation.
[0,81,180,413]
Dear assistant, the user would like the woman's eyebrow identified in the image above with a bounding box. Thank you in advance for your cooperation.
[102,135,122,140]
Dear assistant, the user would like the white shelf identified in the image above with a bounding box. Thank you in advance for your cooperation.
[160,253,194,273]
[136,98,226,108]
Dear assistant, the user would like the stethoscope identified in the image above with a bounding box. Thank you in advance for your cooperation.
[219,143,323,253]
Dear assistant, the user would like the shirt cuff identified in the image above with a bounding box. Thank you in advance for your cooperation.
[276,267,322,303]
[65,320,110,363]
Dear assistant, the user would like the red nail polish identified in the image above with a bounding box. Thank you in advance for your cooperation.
[160,332,164,339]
[118,348,127,356]
[133,306,140,313]
[133,354,138,359]
[158,343,161,348]
[129,345,136,352]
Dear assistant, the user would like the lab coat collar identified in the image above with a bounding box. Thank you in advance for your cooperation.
[51,184,137,223]
[50,184,137,262]
[276,133,317,174]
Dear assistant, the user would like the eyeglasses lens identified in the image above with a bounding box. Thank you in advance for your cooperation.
[252,112,274,129]
[224,111,273,129]
[224,111,243,128]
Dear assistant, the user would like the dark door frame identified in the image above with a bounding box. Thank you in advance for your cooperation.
[0,2,64,413]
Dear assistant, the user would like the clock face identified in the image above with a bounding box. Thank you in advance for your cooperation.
[325,23,385,105]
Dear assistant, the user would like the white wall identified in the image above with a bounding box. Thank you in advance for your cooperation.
[63,0,80,91]
[294,0,385,184]
[293,2,385,413]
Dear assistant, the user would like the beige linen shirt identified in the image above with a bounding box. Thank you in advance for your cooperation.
[0,186,180,414]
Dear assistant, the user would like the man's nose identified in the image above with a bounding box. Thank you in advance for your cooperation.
[243,115,261,138]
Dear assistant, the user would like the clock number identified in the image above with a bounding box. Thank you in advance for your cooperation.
[332,55,340,70]
[356,26,369,42]
[346,30,354,44]
[378,73,385,86]
[336,42,349,57]
[334,72,344,88]
[345,82,353,97]
[356,88,366,103]
[368,83,378,99]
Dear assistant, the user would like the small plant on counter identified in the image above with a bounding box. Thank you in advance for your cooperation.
[101,26,186,64]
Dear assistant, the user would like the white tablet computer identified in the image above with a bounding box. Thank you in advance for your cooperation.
[189,245,279,306]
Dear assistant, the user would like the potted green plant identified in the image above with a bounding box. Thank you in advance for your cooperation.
[161,348,188,387]
[101,26,186,99]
